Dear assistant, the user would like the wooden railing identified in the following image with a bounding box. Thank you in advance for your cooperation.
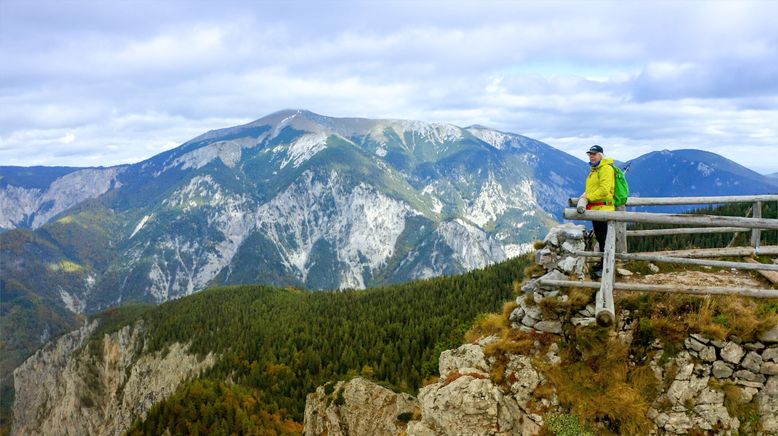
[546,195,778,326]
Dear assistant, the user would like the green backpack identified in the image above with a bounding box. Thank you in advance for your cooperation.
[612,164,630,207]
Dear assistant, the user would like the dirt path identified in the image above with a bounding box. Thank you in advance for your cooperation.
[624,269,764,289]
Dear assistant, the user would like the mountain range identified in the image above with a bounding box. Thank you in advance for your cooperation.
[1,110,777,412]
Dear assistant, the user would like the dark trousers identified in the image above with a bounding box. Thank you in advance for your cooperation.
[592,220,608,254]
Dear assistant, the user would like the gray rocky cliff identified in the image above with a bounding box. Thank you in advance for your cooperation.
[12,320,215,436]
[0,167,124,230]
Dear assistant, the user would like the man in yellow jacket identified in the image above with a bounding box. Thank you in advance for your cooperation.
[581,145,615,276]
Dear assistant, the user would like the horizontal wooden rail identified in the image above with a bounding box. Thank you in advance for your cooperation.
[538,279,778,298]
[564,209,778,230]
[568,194,778,207]
[746,258,778,285]
[626,227,750,237]
[635,245,778,258]
[573,250,778,272]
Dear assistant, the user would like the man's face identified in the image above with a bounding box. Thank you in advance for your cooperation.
[587,152,602,164]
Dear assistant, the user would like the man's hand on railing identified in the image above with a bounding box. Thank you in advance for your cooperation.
[576,197,588,214]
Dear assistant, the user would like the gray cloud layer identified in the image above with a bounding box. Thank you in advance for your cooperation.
[1,0,777,173]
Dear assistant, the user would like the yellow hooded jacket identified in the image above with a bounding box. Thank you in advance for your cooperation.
[585,157,615,211]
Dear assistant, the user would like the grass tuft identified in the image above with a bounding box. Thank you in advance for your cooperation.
[464,313,509,344]
[618,292,778,344]
[524,263,545,278]
[544,336,655,434]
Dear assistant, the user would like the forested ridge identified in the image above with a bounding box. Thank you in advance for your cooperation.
[91,255,533,435]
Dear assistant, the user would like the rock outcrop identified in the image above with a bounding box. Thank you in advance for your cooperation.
[304,333,778,436]
[12,320,215,436]
[304,377,417,436]
[304,224,778,435]
[407,341,544,436]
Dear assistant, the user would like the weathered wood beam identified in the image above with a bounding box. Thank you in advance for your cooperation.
[563,208,778,230]
[538,279,778,298]
[568,194,778,207]
[626,227,750,237]
[596,221,616,327]
[752,201,763,249]
[572,250,778,272]
[745,258,778,285]
[635,246,778,258]
[615,205,627,253]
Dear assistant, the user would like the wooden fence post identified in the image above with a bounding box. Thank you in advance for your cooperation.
[596,221,616,327]
[615,205,627,254]
[752,201,762,249]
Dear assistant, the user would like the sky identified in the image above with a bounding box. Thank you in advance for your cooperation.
[1,0,778,174]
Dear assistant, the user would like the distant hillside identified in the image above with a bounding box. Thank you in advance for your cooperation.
[10,255,530,434]
[624,149,778,212]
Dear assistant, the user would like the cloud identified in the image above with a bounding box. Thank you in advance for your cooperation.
[1,0,777,174]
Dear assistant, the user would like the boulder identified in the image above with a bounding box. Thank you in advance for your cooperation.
[505,355,543,408]
[534,321,563,335]
[698,346,716,363]
[759,325,778,344]
[764,347,778,363]
[765,377,778,397]
[543,223,585,247]
[509,307,525,323]
[438,344,489,379]
[521,315,539,328]
[742,351,763,373]
[557,256,584,274]
[712,361,734,379]
[303,377,417,436]
[762,362,778,376]
[759,379,778,433]
[519,299,542,321]
[685,337,707,353]
[535,248,557,270]
[520,280,537,295]
[721,342,745,365]
[415,374,529,436]
[734,370,766,384]
[560,239,585,254]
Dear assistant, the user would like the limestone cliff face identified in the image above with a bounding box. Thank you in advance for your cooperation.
[0,166,124,230]
[12,320,215,436]
[304,377,417,436]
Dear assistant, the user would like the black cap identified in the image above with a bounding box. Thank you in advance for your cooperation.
[586,145,604,154]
